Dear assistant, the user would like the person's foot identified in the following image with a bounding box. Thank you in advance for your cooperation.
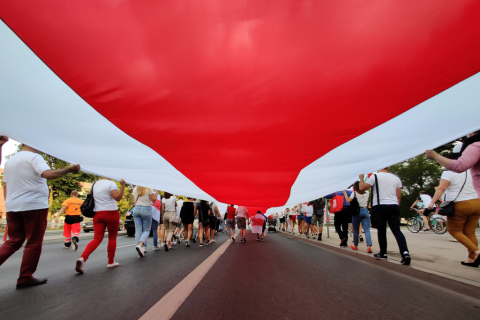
[153,246,160,251]
[448,238,459,242]
[186,242,190,247]
[16,278,48,289]
[211,239,216,243]
[107,261,119,268]
[172,241,177,246]
[143,247,147,254]
[318,234,322,241]
[340,238,347,247]
[136,245,145,257]
[257,237,260,241]
[401,252,411,266]
[72,237,79,251]
[350,245,358,251]
[200,243,203,247]
[312,236,316,239]
[367,247,373,253]
[461,261,479,268]
[192,238,196,243]
[243,237,247,242]
[64,242,71,249]
[240,238,244,242]
[261,238,264,241]
[423,229,431,232]
[160,243,165,247]
[75,258,85,274]
[306,235,310,239]
[374,253,388,260]
[164,243,169,252]
[232,237,235,242]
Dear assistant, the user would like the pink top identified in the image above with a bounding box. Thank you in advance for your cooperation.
[448,142,480,198]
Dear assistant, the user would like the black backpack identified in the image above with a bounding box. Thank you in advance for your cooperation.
[349,191,360,216]
[80,181,97,218]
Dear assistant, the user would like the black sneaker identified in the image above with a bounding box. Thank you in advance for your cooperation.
[318,233,322,241]
[164,242,169,252]
[63,242,71,249]
[192,238,196,243]
[401,252,411,266]
[306,235,310,239]
[72,236,79,251]
[232,237,235,242]
[16,278,48,289]
[243,237,246,242]
[374,253,388,260]
[240,238,244,242]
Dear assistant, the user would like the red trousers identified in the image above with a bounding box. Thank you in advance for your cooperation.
[63,222,81,242]
[0,208,48,284]
[80,210,119,264]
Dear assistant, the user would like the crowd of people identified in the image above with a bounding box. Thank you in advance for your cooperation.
[0,130,479,288]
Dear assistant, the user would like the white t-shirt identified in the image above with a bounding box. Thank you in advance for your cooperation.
[366,172,402,206]
[210,202,219,217]
[176,198,184,217]
[441,170,478,202]
[278,211,284,218]
[418,194,434,208]
[132,187,155,207]
[3,151,51,212]
[350,191,370,208]
[302,203,314,217]
[93,180,119,211]
[237,206,248,218]
[162,196,177,212]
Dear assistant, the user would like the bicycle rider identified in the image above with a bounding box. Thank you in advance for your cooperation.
[410,191,436,232]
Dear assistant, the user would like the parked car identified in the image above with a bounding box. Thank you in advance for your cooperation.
[83,218,124,233]
[124,206,154,237]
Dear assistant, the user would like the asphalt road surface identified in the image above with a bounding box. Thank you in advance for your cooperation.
[0,231,479,320]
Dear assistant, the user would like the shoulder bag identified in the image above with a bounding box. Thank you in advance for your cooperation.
[80,181,97,218]
[369,175,382,229]
[329,193,344,213]
[438,172,468,217]
[349,192,360,216]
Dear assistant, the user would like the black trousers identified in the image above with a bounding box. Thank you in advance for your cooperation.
[374,205,409,257]
[334,207,350,240]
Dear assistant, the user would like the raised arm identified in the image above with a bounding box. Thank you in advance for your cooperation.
[358,174,372,192]
[110,179,126,202]
[42,164,80,180]
[342,190,353,203]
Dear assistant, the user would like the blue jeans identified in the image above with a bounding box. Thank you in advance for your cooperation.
[133,206,153,247]
[352,207,372,247]
[152,219,159,247]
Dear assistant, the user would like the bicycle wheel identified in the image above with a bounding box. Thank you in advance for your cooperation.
[407,218,421,233]
[431,218,447,234]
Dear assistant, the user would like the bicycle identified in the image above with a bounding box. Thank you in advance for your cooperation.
[406,208,447,234]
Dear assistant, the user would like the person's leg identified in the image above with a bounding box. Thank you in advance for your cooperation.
[187,224,193,243]
[152,219,159,247]
[360,208,373,248]
[376,206,388,255]
[133,210,142,246]
[333,213,343,240]
[159,223,165,244]
[138,208,152,247]
[448,199,480,261]
[198,224,204,244]
[386,205,409,257]
[105,211,119,264]
[205,226,210,243]
[17,209,48,284]
[71,222,81,242]
[341,210,350,241]
[81,213,106,262]
[63,222,72,247]
[351,215,360,247]
[0,212,26,270]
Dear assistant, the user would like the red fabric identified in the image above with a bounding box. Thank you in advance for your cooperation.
[226,206,236,219]
[2,1,480,206]
[63,222,81,241]
[153,199,161,211]
[81,210,119,264]
[329,195,344,213]
[0,209,48,284]
[252,218,265,226]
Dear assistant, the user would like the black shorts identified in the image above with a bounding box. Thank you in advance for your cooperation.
[209,216,217,229]
[422,208,436,216]
[279,217,285,223]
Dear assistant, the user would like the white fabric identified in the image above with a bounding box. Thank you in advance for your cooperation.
[419,194,434,208]
[441,170,478,202]
[93,179,118,211]
[162,196,177,212]
[152,195,161,222]
[176,198,184,217]
[2,20,480,208]
[302,203,313,217]
[350,191,369,208]
[251,213,266,234]
[366,172,402,206]
[132,187,155,207]
[3,151,51,211]
[236,206,248,218]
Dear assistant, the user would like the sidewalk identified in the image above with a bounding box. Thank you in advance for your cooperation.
[281,224,480,286]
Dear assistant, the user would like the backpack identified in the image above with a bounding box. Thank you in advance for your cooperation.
[80,181,97,218]
[329,193,344,213]
[349,192,360,216]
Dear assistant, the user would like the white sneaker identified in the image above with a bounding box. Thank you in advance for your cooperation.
[173,241,177,246]
[136,245,145,257]
[160,243,165,247]
[75,258,85,274]
[153,246,160,251]
[107,261,119,268]
[211,240,216,243]
[143,247,147,253]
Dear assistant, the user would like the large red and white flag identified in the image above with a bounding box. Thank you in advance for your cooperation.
[1,1,480,209]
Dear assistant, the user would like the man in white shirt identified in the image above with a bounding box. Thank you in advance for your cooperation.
[236,206,248,242]
[359,167,411,266]
[0,145,80,288]
[410,191,435,232]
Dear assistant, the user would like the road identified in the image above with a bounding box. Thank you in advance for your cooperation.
[0,231,479,320]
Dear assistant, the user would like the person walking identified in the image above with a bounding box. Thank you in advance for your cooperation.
[75,178,125,273]
[198,200,211,246]
[236,205,248,242]
[278,210,286,231]
[162,192,177,251]
[180,197,196,247]
[296,204,306,235]
[252,211,266,241]
[324,190,352,247]
[309,198,324,241]
[132,186,157,257]
[152,195,162,250]
[427,153,480,267]
[209,201,223,243]
[287,207,296,234]
[55,190,84,250]
[226,204,237,241]
[343,183,373,253]
[359,168,411,265]
[0,144,80,288]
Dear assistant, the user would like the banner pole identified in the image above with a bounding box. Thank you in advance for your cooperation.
[325,198,329,238]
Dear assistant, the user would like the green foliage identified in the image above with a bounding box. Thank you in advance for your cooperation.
[390,154,443,218]
[116,182,134,217]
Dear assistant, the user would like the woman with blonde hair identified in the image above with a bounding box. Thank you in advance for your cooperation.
[132,186,158,257]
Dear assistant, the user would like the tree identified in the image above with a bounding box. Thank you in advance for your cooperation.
[389,154,443,218]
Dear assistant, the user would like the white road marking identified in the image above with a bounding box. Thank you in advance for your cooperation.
[139,235,235,320]
[105,244,136,250]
